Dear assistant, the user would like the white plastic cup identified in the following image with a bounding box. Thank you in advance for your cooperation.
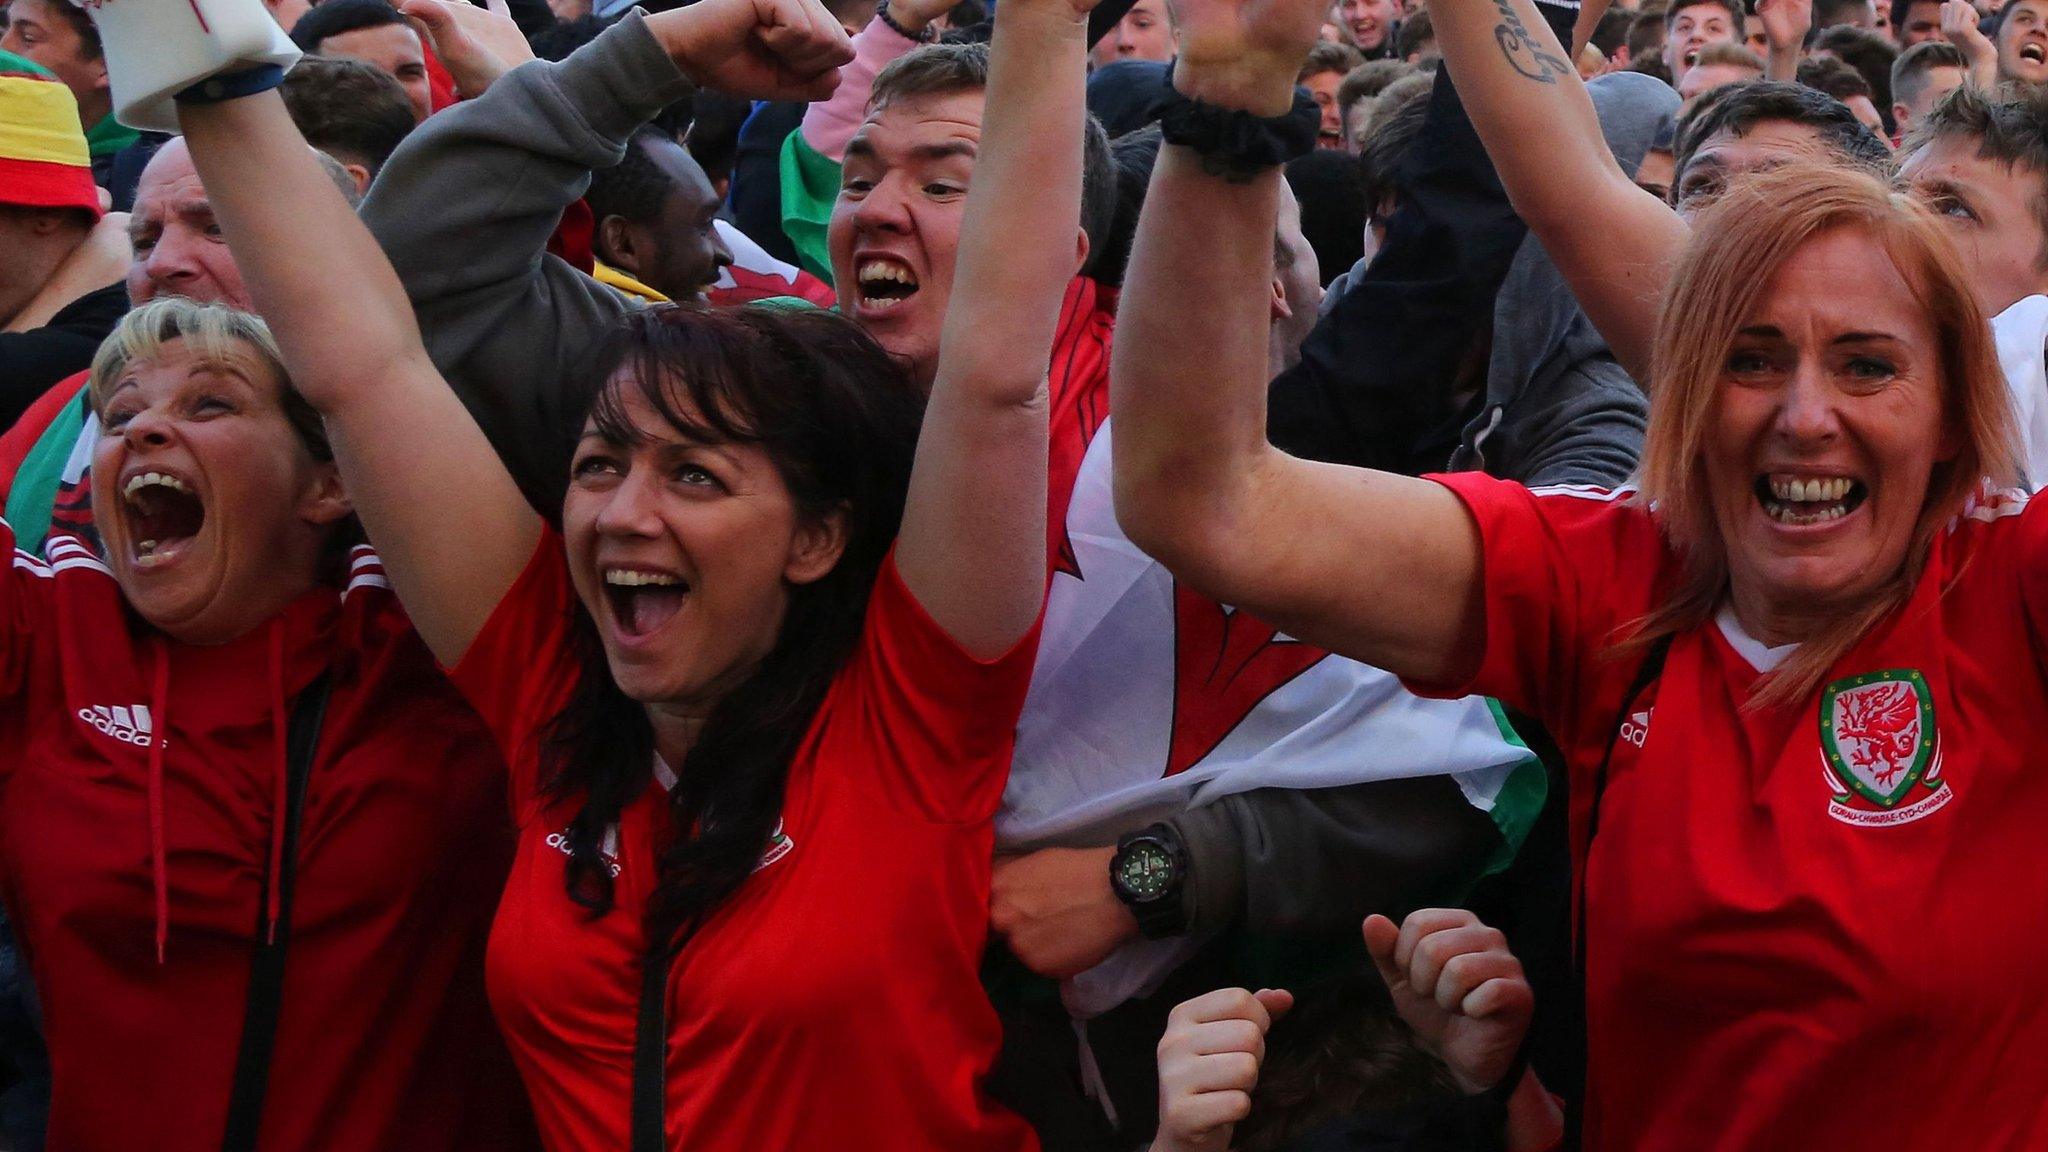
[73,0,300,133]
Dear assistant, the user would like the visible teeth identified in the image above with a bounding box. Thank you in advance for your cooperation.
[1765,502,1849,525]
[604,570,680,587]
[1768,475,1852,503]
[857,260,916,286]
[123,471,190,500]
[138,540,157,555]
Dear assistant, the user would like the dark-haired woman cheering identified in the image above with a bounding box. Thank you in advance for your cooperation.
[123,0,1099,1143]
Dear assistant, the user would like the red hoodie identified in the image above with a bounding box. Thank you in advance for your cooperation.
[0,525,536,1151]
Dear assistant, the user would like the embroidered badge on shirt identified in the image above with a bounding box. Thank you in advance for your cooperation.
[1819,669,1950,827]
[753,819,794,873]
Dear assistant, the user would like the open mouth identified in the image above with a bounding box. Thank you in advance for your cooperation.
[603,568,691,638]
[856,258,920,312]
[2022,43,2046,65]
[1755,473,1866,526]
[122,470,206,569]
[1683,48,1700,67]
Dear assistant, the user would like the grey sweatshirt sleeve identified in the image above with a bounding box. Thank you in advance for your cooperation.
[1486,356,1648,489]
[359,12,695,512]
[1166,777,1505,939]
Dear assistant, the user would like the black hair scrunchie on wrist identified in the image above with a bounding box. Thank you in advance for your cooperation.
[1156,82,1320,184]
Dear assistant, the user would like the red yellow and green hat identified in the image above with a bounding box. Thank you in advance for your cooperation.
[0,48,102,219]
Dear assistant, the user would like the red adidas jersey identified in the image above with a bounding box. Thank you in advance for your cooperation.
[1418,472,2048,1149]
[0,522,533,1150]
[451,533,1041,1152]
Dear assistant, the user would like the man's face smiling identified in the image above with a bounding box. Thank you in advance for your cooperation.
[1339,0,1395,52]
[828,88,983,388]
[1996,0,2048,84]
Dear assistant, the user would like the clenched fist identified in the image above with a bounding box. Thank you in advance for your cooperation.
[1363,909,1534,1096]
[1151,986,1295,1152]
[644,0,855,103]
[989,847,1139,980]
[1166,0,1328,113]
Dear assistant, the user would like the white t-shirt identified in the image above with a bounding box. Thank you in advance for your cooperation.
[1993,294,2048,487]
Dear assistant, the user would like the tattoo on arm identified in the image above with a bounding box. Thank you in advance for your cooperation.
[1490,0,1575,81]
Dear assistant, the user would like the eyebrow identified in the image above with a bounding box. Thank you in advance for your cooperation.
[1735,325,1901,344]
[913,141,978,161]
[1907,174,1974,201]
[840,138,978,164]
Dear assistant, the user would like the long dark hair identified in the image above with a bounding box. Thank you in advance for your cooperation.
[541,305,926,960]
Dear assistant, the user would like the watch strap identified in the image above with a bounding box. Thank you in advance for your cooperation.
[1112,824,1190,940]
[175,64,288,104]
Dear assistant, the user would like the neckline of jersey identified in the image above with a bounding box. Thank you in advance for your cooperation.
[1714,603,1800,673]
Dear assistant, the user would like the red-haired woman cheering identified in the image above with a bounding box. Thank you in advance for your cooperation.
[1107,0,2048,1141]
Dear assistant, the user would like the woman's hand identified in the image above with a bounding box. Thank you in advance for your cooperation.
[1152,987,1294,1152]
[1364,909,1534,1095]
[644,0,855,102]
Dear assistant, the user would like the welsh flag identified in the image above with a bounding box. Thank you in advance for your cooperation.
[1003,283,1544,1017]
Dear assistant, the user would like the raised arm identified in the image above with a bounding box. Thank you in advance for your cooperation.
[179,93,540,666]
[1109,0,1486,687]
[1428,0,1685,381]
[171,0,853,667]
[1758,0,1811,82]
[891,0,1089,657]
[357,14,689,508]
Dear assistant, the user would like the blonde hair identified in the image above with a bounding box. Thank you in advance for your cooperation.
[87,297,330,461]
[1632,164,2021,707]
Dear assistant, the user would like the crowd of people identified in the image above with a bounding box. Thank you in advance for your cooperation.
[0,0,2046,1141]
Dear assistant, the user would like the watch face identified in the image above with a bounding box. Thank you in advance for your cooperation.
[1115,841,1174,901]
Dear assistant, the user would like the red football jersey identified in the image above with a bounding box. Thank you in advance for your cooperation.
[1416,473,2048,1149]
[452,534,1042,1152]
[0,524,532,1150]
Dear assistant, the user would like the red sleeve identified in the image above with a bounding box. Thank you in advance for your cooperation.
[448,529,582,820]
[828,550,1043,824]
[2005,492,2048,654]
[1405,472,1673,748]
[0,515,49,699]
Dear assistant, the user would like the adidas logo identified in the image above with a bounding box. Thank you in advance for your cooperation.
[1619,708,1652,750]
[79,704,154,748]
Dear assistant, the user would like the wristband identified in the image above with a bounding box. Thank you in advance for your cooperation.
[1156,82,1320,184]
[877,1,937,43]
[175,63,287,104]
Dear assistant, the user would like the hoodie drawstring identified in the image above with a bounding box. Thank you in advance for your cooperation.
[144,621,301,961]
[147,641,170,965]
[264,622,288,946]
